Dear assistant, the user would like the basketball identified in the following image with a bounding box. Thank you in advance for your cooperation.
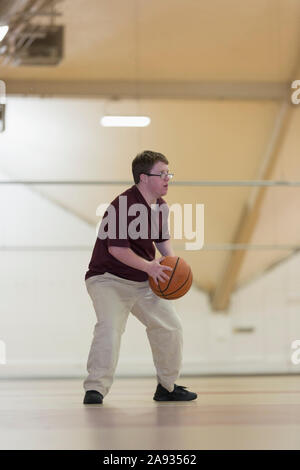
[149,256,193,300]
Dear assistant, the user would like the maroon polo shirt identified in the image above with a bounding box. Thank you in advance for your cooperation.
[85,184,170,282]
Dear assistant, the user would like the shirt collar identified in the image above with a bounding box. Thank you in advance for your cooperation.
[133,184,158,209]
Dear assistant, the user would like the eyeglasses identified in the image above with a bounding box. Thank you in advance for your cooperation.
[143,171,174,180]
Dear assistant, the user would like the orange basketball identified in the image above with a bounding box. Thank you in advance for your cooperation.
[149,256,193,300]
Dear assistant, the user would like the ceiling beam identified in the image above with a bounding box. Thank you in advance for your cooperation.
[3,79,291,100]
[210,101,294,312]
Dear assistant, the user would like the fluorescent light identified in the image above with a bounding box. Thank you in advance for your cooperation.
[100,116,151,127]
[0,25,9,42]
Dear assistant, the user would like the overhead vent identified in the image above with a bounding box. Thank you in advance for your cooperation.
[12,24,63,65]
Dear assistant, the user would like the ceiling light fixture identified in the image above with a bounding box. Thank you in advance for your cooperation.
[100,115,150,127]
[100,1,150,129]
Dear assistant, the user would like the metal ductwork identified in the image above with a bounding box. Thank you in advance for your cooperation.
[0,0,64,66]
[0,0,32,25]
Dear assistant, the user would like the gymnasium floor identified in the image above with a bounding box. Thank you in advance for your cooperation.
[1,375,300,450]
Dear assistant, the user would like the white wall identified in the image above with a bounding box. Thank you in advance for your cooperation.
[1,177,300,379]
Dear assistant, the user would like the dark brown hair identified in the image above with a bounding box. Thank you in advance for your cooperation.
[132,150,169,184]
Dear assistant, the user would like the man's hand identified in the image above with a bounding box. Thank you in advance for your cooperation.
[146,256,173,286]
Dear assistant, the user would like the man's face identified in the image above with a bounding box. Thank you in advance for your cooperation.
[145,161,170,197]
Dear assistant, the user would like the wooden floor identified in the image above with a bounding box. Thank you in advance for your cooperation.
[1,375,300,450]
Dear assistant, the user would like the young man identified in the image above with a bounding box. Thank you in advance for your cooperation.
[83,150,197,404]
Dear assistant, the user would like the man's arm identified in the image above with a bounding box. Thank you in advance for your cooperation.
[108,246,173,284]
[108,246,151,273]
[155,239,175,257]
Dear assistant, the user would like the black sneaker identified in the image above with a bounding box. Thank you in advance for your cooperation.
[153,383,197,401]
[83,390,103,404]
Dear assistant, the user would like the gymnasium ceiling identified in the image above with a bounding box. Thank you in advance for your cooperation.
[1,0,300,311]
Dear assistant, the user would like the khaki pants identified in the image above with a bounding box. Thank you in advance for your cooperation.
[83,272,183,396]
